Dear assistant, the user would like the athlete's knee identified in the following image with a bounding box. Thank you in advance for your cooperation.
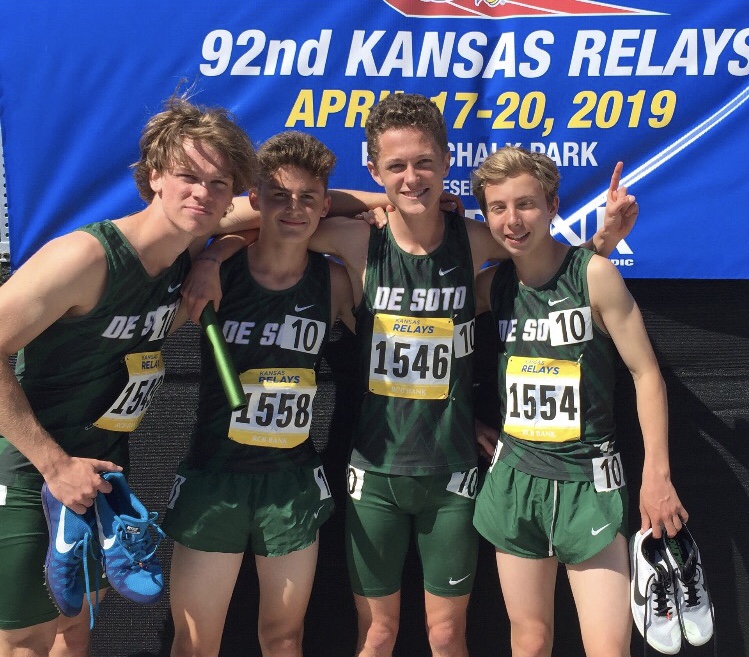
[258,622,303,657]
[50,628,90,657]
[170,629,219,657]
[426,617,467,656]
[581,634,629,657]
[357,618,398,656]
[510,621,553,657]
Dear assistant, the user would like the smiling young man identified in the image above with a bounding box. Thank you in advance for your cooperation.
[0,95,257,657]
[163,131,355,657]
[470,146,687,657]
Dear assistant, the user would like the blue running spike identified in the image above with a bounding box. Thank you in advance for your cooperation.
[41,484,100,625]
[95,472,165,605]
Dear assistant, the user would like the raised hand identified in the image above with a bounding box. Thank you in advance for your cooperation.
[603,161,638,243]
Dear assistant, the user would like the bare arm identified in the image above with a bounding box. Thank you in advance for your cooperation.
[328,258,356,333]
[329,189,390,216]
[184,187,383,321]
[180,230,260,323]
[180,215,368,324]
[217,189,391,234]
[0,233,121,511]
[475,265,496,316]
[588,256,687,539]
[308,215,371,305]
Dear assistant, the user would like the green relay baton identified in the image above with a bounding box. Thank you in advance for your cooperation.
[200,303,247,411]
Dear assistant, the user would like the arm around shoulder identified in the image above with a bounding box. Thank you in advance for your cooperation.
[217,195,260,233]
[309,214,370,263]
[464,217,509,274]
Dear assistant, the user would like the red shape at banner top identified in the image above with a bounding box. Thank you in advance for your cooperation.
[383,0,648,19]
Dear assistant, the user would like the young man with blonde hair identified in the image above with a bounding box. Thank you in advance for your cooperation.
[0,94,256,657]
[471,146,687,657]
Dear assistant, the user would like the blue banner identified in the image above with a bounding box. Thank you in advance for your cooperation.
[0,1,746,277]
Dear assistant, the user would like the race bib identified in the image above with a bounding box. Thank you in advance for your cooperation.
[314,465,332,500]
[548,306,593,346]
[447,468,479,499]
[228,368,316,448]
[368,313,454,400]
[279,314,326,355]
[503,356,581,442]
[347,465,366,500]
[93,351,164,432]
[592,452,626,492]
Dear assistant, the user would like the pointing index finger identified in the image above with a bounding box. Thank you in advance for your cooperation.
[609,161,624,196]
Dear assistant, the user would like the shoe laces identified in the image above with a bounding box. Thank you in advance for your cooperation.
[647,562,676,619]
[113,511,165,569]
[642,563,676,657]
[78,532,101,630]
[677,553,703,607]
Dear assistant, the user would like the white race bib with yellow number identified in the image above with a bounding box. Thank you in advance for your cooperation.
[94,351,164,432]
[228,368,316,448]
[503,356,581,442]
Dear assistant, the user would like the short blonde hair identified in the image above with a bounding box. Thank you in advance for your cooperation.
[472,146,559,215]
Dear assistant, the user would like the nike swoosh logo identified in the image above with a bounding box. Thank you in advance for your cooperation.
[168,283,182,293]
[295,304,314,312]
[548,297,569,306]
[632,549,649,607]
[591,523,611,536]
[55,507,77,553]
[96,507,116,550]
[439,266,458,276]
[313,505,325,519]
[449,574,470,586]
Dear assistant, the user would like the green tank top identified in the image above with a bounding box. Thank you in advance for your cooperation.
[490,247,620,483]
[185,249,332,473]
[0,220,191,486]
[350,212,477,476]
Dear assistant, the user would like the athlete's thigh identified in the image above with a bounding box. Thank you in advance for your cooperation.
[250,460,333,558]
[0,619,58,657]
[554,479,627,565]
[474,460,555,559]
[0,485,59,630]
[566,533,631,657]
[169,542,244,652]
[415,476,478,597]
[495,550,558,630]
[255,539,319,632]
[345,468,411,597]
[163,467,253,553]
